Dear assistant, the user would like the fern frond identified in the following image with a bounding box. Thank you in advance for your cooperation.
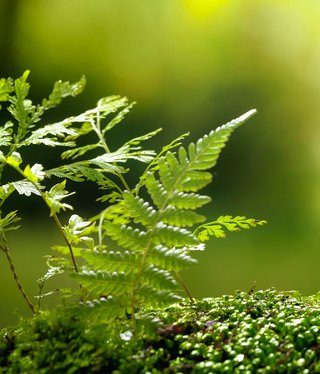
[122,191,157,227]
[102,101,135,134]
[72,270,133,296]
[0,77,14,104]
[0,211,21,232]
[147,245,197,271]
[8,71,33,137]
[195,215,267,240]
[40,76,86,112]
[75,296,129,321]
[97,96,130,127]
[89,154,130,172]
[160,206,205,227]
[60,144,99,160]
[145,172,168,208]
[136,284,182,307]
[180,170,212,192]
[158,153,183,191]
[153,222,198,247]
[145,173,211,210]
[186,109,256,171]
[154,110,257,195]
[141,265,177,290]
[136,132,190,192]
[20,122,77,147]
[105,222,148,252]
[168,191,211,209]
[9,180,42,196]
[120,128,162,149]
[48,164,109,184]
[44,180,74,216]
[0,122,13,147]
[10,82,259,323]
[82,249,138,273]
[0,183,15,200]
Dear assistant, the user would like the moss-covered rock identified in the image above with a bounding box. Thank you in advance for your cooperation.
[1,289,320,373]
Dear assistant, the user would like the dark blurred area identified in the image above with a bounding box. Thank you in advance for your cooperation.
[1,0,320,327]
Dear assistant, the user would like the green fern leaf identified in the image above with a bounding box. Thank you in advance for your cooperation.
[20,122,77,147]
[158,153,183,191]
[60,144,99,160]
[48,164,109,185]
[145,173,211,210]
[91,147,156,169]
[10,180,42,196]
[147,245,197,271]
[72,270,133,296]
[120,128,162,149]
[0,183,15,200]
[54,96,128,144]
[145,172,168,208]
[122,191,158,227]
[136,132,190,192]
[0,211,21,232]
[44,180,74,216]
[154,110,257,196]
[97,96,130,127]
[160,206,205,227]
[0,122,13,147]
[75,296,129,321]
[8,71,38,144]
[89,154,129,173]
[185,109,257,171]
[136,284,182,307]
[153,222,198,247]
[40,76,86,112]
[82,249,138,273]
[0,77,14,104]
[105,222,148,253]
[23,163,45,183]
[103,101,135,133]
[141,265,177,290]
[195,215,267,240]
[168,191,211,209]
[180,170,212,192]
[63,214,95,249]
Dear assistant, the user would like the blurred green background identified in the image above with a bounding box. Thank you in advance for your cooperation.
[1,0,320,327]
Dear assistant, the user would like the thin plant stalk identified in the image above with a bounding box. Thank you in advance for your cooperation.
[0,235,35,314]
[9,164,79,273]
[52,213,78,272]
[174,271,194,303]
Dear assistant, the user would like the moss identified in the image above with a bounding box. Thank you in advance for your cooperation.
[1,289,320,373]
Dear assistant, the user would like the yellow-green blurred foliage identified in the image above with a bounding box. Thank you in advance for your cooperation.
[1,0,320,327]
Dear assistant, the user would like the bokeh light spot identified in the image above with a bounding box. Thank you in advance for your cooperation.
[184,0,228,19]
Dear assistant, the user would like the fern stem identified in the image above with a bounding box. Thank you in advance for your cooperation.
[118,174,131,192]
[0,235,35,314]
[94,102,131,192]
[52,213,78,272]
[174,271,194,303]
[130,232,154,319]
[9,164,79,273]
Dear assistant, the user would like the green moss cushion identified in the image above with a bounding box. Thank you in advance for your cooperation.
[1,289,320,373]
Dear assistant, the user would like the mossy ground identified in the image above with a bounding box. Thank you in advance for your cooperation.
[1,289,320,373]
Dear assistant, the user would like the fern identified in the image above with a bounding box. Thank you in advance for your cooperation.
[71,107,265,323]
[0,72,266,326]
[195,215,268,240]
